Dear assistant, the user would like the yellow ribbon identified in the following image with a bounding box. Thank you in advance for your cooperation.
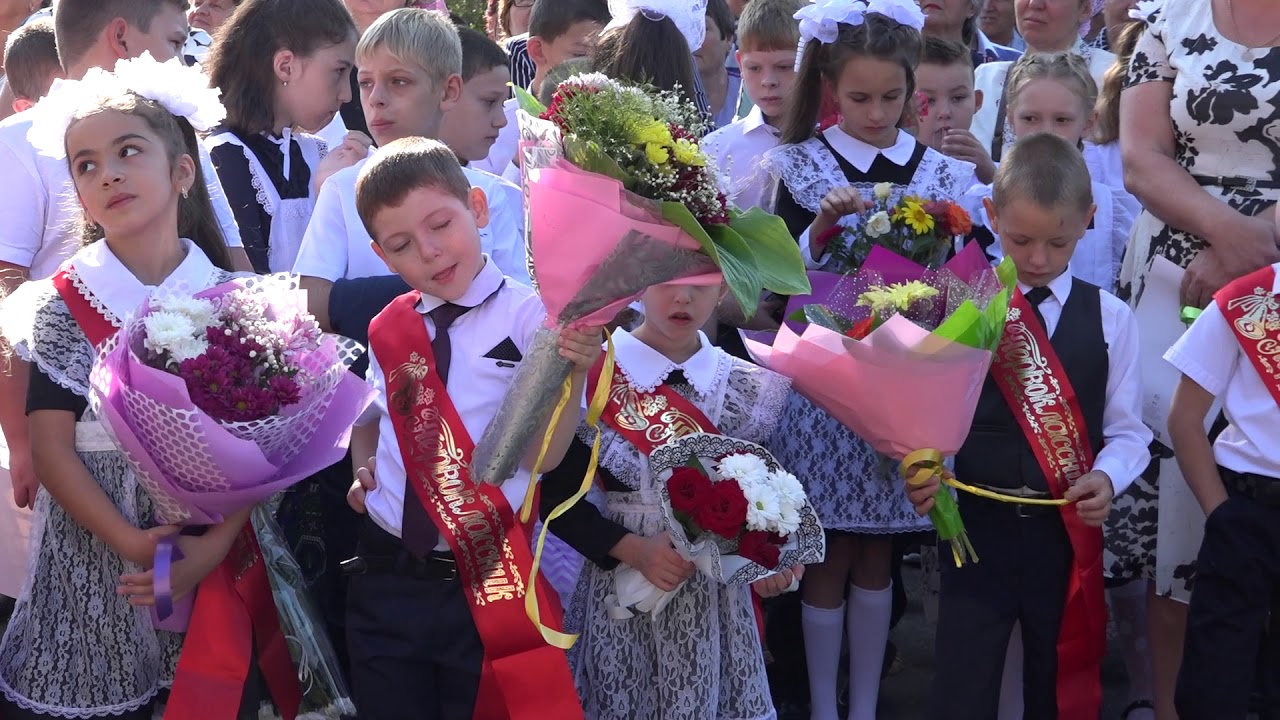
[521,334,617,649]
[900,448,1070,506]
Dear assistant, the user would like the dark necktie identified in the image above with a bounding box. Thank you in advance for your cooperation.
[1025,286,1053,333]
[400,302,472,557]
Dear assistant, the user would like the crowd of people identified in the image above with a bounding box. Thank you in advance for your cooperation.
[0,0,1277,718]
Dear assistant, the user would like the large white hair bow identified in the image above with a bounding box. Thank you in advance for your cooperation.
[605,0,709,53]
[27,52,226,160]
[795,0,924,48]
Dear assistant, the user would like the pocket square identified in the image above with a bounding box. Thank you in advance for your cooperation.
[483,337,523,363]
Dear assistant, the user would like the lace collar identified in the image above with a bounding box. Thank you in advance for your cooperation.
[611,327,721,396]
[414,256,504,314]
[69,238,219,324]
[822,126,915,173]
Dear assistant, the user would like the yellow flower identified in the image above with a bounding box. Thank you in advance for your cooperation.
[631,119,673,148]
[899,199,935,235]
[645,142,670,165]
[857,281,939,315]
[672,138,705,166]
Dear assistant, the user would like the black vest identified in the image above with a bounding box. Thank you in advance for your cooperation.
[954,279,1109,492]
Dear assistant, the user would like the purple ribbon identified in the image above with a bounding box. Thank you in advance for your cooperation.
[153,534,185,621]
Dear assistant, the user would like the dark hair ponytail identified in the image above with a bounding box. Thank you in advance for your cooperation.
[780,13,923,145]
[591,14,700,109]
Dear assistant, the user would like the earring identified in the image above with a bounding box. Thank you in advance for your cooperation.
[182,186,190,199]
[283,80,289,87]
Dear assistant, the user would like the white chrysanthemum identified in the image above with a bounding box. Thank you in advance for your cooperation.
[775,501,802,536]
[769,469,807,509]
[167,335,209,363]
[564,72,617,90]
[718,453,769,487]
[873,182,893,200]
[865,211,892,238]
[143,311,198,357]
[743,482,783,532]
[155,295,219,329]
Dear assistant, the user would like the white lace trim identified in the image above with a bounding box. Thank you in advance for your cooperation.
[612,340,732,397]
[67,268,123,329]
[0,679,164,719]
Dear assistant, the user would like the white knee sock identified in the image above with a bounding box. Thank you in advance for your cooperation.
[1110,579,1155,720]
[998,623,1024,720]
[802,601,845,720]
[846,583,892,720]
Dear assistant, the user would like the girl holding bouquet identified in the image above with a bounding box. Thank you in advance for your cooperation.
[539,280,801,720]
[762,2,977,718]
[0,66,252,717]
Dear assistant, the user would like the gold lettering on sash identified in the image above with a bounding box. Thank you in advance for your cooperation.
[607,371,708,443]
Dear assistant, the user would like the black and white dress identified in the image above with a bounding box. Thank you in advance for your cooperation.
[1107,0,1280,594]
[0,241,230,718]
[763,128,975,534]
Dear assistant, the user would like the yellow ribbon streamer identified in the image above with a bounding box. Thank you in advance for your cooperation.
[900,448,1070,506]
[522,334,617,650]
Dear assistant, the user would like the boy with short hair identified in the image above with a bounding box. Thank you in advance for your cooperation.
[345,136,599,720]
[702,0,801,212]
[916,36,995,184]
[1165,214,1280,719]
[293,7,530,342]
[3,17,62,115]
[907,133,1151,720]
[440,27,511,165]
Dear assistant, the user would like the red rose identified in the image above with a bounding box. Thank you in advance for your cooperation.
[845,316,874,341]
[738,530,782,569]
[667,467,712,514]
[690,480,749,538]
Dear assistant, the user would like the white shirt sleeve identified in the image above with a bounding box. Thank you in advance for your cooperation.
[199,143,243,249]
[1164,301,1239,398]
[1093,298,1155,495]
[357,346,384,427]
[483,180,531,286]
[292,174,350,281]
[0,140,48,269]
[1109,187,1135,291]
[797,227,827,270]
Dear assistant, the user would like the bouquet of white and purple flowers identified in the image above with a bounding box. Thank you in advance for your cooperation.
[90,274,371,719]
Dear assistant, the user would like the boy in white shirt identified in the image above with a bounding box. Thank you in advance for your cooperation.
[702,0,801,212]
[1165,245,1280,719]
[293,8,529,343]
[344,136,601,720]
[915,36,994,186]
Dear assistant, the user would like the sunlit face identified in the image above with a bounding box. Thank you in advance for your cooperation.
[1015,0,1092,52]
[370,185,489,301]
[980,0,1017,41]
[189,0,237,34]
[1009,77,1094,145]
[439,66,510,162]
[122,4,190,63]
[638,282,723,346]
[986,195,1094,287]
[67,110,194,242]
[278,38,357,133]
[358,47,460,147]
[738,48,797,121]
[533,20,602,71]
[918,0,976,40]
[694,15,734,77]
[833,56,909,149]
[915,61,980,149]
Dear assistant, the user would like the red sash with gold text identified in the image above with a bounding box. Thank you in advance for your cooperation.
[586,356,768,639]
[369,292,583,720]
[53,268,303,720]
[991,290,1105,720]
[1217,265,1280,407]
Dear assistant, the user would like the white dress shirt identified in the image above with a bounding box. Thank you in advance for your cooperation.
[291,153,530,285]
[70,238,222,322]
[611,328,723,396]
[359,257,547,546]
[0,110,242,280]
[1165,265,1280,479]
[703,107,782,212]
[1083,141,1141,223]
[1020,270,1153,495]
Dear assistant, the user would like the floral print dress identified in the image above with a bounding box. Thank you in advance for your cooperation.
[1108,0,1280,597]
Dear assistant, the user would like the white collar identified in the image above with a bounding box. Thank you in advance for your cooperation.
[611,327,721,397]
[741,106,778,138]
[1017,269,1074,306]
[1272,263,1280,294]
[822,126,916,173]
[70,238,219,323]
[975,30,998,54]
[415,256,504,314]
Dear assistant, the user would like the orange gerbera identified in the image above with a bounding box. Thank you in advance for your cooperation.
[945,202,973,237]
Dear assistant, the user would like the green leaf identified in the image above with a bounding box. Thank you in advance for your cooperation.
[564,137,634,187]
[706,223,764,318]
[728,208,812,295]
[800,305,853,334]
[512,84,547,117]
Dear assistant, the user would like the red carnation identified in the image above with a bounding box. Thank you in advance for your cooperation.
[845,316,874,341]
[667,466,712,515]
[738,530,782,569]
[690,480,749,539]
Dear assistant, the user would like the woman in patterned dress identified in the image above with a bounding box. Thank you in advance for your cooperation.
[1115,0,1280,715]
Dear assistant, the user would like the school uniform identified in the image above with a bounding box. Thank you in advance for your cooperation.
[206,128,326,273]
[346,257,565,719]
[1166,264,1280,719]
[931,270,1151,720]
[703,106,782,212]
